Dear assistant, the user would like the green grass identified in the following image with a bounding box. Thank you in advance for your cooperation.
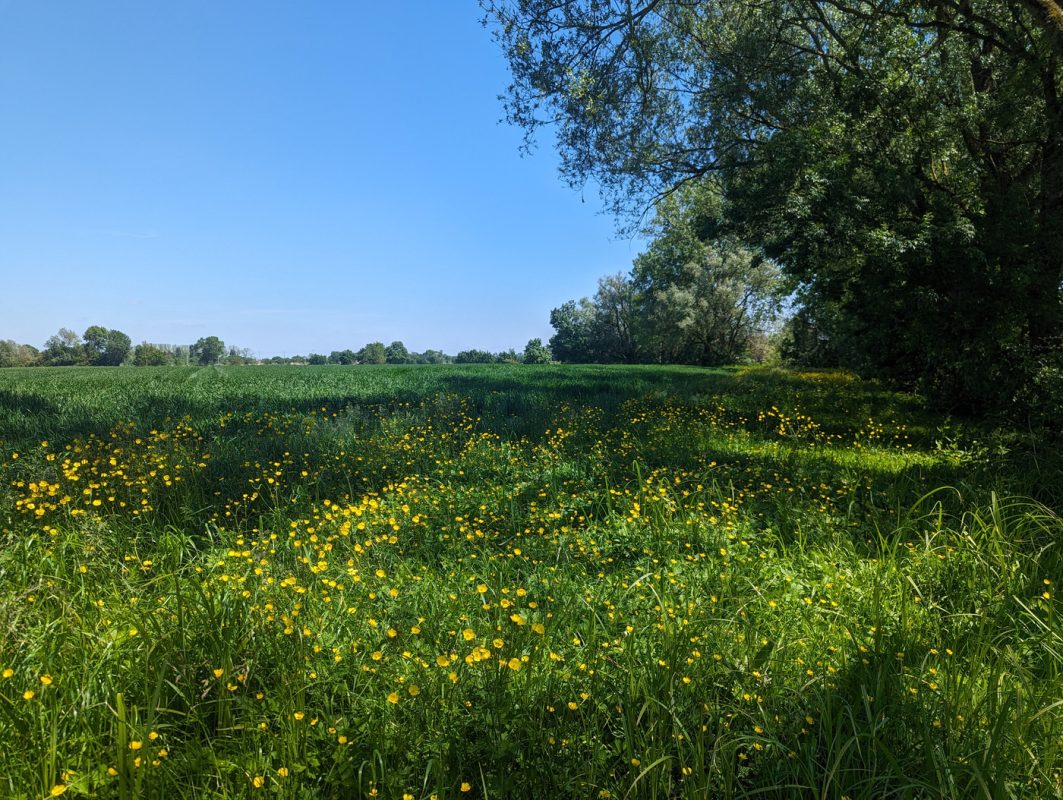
[0,364,1059,799]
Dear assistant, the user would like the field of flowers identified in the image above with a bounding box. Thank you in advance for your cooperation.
[0,365,1058,799]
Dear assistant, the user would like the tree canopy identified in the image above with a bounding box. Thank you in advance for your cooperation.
[548,184,787,366]
[192,336,226,366]
[522,337,552,364]
[484,0,1063,411]
[358,342,387,365]
[0,340,38,368]
[83,326,132,366]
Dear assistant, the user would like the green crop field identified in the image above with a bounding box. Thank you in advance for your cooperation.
[0,365,1058,799]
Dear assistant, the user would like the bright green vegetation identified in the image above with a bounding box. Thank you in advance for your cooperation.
[485,1,1063,415]
[0,365,1059,799]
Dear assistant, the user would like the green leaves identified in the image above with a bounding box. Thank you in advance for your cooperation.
[191,336,226,367]
[485,0,1063,413]
[548,181,786,366]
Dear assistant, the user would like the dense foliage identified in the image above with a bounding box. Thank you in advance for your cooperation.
[0,339,38,367]
[483,0,1063,412]
[0,365,1058,798]
[550,184,788,365]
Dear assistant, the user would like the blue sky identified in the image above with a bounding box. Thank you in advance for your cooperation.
[0,1,643,356]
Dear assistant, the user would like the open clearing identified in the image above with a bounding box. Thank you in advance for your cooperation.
[0,365,1058,798]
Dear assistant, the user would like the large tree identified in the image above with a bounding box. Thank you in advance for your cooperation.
[358,342,387,365]
[549,299,598,362]
[484,0,1063,410]
[0,340,38,367]
[592,273,642,362]
[385,341,412,364]
[191,336,226,366]
[133,342,173,367]
[42,328,85,366]
[83,325,132,366]
[634,185,787,365]
[523,337,552,364]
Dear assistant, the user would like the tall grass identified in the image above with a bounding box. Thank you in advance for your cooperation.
[0,365,1058,798]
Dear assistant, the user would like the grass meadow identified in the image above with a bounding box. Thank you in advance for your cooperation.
[0,365,1059,799]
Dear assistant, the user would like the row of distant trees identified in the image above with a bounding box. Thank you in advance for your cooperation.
[0,328,555,368]
[0,328,245,368]
[298,339,551,366]
[301,341,448,365]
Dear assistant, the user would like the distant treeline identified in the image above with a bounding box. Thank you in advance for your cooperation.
[0,328,556,367]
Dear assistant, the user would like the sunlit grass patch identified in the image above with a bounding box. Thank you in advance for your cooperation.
[0,365,1058,798]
